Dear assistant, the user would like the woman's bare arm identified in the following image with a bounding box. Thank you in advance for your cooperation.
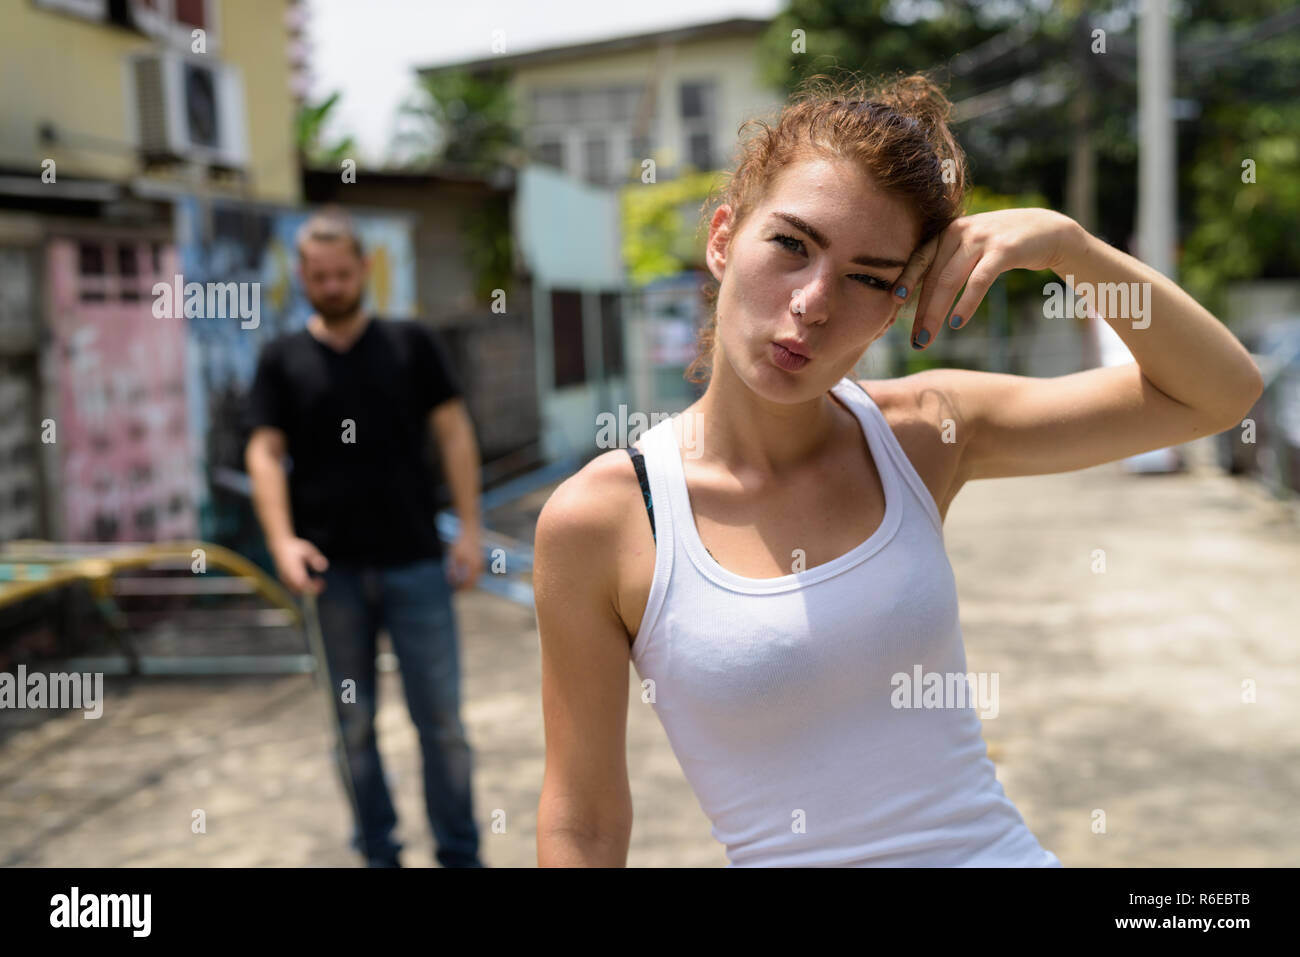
[894,213,1262,480]
[534,459,638,866]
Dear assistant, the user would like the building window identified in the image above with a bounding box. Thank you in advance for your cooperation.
[531,89,567,124]
[686,132,713,173]
[583,88,615,123]
[551,289,585,388]
[529,83,656,183]
[130,0,217,50]
[533,137,564,170]
[630,133,653,164]
[134,505,157,534]
[611,87,635,123]
[78,242,107,302]
[92,512,119,541]
[560,88,581,122]
[679,80,717,173]
[680,82,708,120]
[174,0,207,29]
[78,243,104,275]
[583,134,609,185]
[600,292,625,377]
[118,244,141,300]
[32,0,210,35]
[532,88,583,123]
[33,0,108,22]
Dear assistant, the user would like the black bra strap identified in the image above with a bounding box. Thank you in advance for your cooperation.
[626,445,656,543]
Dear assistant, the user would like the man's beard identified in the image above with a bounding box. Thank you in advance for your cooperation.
[311,292,363,324]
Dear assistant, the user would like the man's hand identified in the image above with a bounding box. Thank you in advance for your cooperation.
[445,533,484,592]
[270,536,329,595]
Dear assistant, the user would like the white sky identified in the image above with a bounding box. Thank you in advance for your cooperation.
[305,0,785,165]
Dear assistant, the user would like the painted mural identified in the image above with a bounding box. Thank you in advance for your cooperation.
[45,237,197,543]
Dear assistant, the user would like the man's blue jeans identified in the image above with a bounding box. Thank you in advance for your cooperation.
[312,556,482,867]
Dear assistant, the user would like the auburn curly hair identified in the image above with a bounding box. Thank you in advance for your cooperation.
[685,70,971,384]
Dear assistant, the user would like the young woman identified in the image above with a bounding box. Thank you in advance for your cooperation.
[533,73,1262,867]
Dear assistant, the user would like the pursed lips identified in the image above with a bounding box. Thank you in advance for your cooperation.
[774,338,811,358]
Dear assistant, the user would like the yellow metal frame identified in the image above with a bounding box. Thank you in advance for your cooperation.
[0,539,300,623]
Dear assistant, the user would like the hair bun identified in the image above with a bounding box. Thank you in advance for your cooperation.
[873,73,953,127]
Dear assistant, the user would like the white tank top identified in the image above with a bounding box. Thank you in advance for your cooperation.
[630,375,1062,867]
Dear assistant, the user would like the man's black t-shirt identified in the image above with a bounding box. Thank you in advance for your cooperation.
[245,317,462,566]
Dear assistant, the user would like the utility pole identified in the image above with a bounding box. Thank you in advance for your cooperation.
[1094,0,1181,471]
[1067,9,1100,369]
[1137,0,1176,281]
[1067,10,1098,238]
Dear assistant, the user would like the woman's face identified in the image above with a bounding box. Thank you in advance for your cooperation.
[705,155,922,401]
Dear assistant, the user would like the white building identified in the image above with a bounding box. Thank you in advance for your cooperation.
[419,17,786,459]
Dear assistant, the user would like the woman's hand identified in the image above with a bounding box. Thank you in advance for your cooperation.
[891,208,1084,349]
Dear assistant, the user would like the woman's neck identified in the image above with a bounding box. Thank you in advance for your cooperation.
[688,362,848,480]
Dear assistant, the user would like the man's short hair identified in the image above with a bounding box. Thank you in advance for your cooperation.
[296,207,364,260]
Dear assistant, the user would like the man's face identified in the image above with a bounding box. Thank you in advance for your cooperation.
[705,155,921,402]
[299,238,368,322]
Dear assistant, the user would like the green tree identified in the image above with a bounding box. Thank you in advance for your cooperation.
[621,171,722,286]
[295,91,357,167]
[759,0,1300,345]
[392,68,524,306]
[1176,7,1300,320]
[1182,99,1300,319]
[393,67,524,174]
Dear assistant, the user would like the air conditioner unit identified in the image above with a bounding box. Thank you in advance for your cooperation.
[131,51,248,169]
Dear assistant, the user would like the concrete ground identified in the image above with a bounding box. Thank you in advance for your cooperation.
[1,436,1297,867]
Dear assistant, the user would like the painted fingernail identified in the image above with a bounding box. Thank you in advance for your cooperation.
[949,314,962,329]
[912,328,930,348]
[894,285,908,300]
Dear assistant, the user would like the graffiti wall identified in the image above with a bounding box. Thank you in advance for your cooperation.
[39,198,415,551]
[45,237,197,543]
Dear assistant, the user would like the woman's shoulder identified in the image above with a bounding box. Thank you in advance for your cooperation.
[536,447,648,569]
[853,375,911,417]
[535,446,651,640]
[854,375,967,521]
[855,374,958,432]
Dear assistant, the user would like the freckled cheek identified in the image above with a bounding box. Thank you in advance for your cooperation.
[834,309,891,354]
[735,259,784,300]
[721,266,785,324]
